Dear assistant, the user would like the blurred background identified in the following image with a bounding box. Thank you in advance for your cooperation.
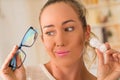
[0,0,120,77]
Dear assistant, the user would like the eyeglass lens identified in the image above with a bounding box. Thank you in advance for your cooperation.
[22,28,37,47]
[9,27,37,71]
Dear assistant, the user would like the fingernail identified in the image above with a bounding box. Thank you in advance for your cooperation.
[13,45,18,50]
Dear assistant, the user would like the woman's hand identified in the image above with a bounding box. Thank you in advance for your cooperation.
[0,45,26,80]
[96,43,120,80]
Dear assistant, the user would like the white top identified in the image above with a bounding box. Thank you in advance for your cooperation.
[26,64,56,80]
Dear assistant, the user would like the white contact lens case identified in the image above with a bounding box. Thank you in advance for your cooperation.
[89,38,107,53]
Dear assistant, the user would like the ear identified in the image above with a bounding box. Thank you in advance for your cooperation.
[40,34,44,43]
[85,25,91,41]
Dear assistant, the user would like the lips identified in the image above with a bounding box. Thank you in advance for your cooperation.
[55,50,70,56]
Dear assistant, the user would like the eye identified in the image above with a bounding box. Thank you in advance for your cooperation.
[45,31,55,36]
[65,27,74,32]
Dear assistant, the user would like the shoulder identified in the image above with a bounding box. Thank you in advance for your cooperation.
[25,64,51,80]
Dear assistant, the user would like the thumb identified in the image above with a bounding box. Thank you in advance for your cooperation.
[95,49,104,66]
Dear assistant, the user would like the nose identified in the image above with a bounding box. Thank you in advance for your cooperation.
[55,31,65,47]
[56,43,64,47]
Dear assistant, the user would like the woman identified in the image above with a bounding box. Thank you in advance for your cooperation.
[0,0,120,80]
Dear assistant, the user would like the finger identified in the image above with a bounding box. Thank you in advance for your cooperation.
[15,53,26,73]
[113,53,119,62]
[16,53,22,67]
[105,49,120,62]
[104,42,111,50]
[118,54,120,63]
[1,45,18,70]
[95,42,111,65]
[16,52,24,69]
[105,49,117,62]
[95,49,104,65]
[106,49,117,55]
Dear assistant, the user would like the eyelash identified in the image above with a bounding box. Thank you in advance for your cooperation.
[64,26,74,32]
[45,31,55,36]
[45,26,74,36]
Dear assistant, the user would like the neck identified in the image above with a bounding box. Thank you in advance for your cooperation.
[46,59,90,80]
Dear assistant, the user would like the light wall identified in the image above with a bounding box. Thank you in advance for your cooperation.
[0,0,49,68]
[1,0,120,77]
[0,0,97,76]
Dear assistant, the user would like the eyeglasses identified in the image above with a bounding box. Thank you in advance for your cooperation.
[9,27,38,70]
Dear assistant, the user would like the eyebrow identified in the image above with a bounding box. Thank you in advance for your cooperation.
[43,24,54,29]
[62,19,75,25]
[43,19,75,29]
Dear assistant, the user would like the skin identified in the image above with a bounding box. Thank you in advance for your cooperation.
[0,46,26,80]
[0,2,120,80]
[96,43,120,80]
[40,2,95,80]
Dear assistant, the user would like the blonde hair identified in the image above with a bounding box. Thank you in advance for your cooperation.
[39,0,87,30]
[39,0,97,69]
[84,32,98,69]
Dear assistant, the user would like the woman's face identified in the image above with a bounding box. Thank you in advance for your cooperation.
[40,2,90,65]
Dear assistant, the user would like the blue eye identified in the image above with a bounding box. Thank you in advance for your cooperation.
[65,27,74,32]
[45,31,55,36]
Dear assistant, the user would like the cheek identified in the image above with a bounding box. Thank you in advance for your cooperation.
[71,31,85,46]
[70,34,85,54]
[43,37,54,51]
[75,36,85,49]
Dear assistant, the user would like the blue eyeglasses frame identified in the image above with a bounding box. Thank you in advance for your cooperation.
[9,27,38,70]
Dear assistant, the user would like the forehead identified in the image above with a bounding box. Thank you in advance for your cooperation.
[40,2,79,27]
